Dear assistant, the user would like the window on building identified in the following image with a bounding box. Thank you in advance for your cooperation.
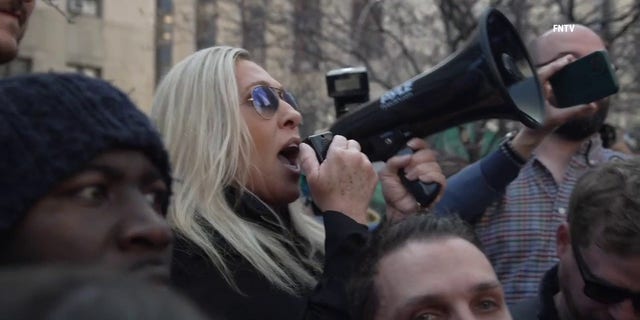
[293,0,321,71]
[0,57,32,78]
[68,0,102,17]
[156,0,174,85]
[68,64,102,78]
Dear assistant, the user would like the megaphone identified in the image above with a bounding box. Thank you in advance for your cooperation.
[305,8,545,207]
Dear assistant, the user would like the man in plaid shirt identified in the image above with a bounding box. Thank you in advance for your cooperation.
[437,25,629,305]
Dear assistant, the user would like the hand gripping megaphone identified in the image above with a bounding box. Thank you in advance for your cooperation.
[305,8,545,208]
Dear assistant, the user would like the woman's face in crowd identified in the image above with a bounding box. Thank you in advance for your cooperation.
[235,59,303,206]
[4,150,173,285]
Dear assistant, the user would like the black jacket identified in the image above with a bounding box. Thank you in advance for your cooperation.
[510,265,561,320]
[171,193,369,320]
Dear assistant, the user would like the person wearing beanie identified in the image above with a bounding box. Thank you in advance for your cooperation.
[0,72,174,285]
[0,0,35,64]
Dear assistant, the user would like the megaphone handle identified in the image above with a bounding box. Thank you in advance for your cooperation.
[396,147,442,209]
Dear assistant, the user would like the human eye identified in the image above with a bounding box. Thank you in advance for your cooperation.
[143,190,166,208]
[476,299,499,311]
[472,294,505,314]
[74,185,108,205]
[143,192,157,206]
[409,310,444,320]
[411,312,441,320]
[143,182,169,214]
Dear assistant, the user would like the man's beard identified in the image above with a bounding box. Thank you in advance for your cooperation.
[554,99,610,141]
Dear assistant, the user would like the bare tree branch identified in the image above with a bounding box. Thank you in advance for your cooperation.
[42,0,77,23]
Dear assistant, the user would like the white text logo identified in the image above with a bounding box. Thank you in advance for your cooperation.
[553,24,576,32]
[380,80,414,109]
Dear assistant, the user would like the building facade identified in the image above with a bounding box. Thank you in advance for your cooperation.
[7,0,196,112]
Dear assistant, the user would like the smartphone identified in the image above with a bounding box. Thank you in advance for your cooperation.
[549,50,619,108]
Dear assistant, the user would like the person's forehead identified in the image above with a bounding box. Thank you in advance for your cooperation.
[534,28,606,63]
[375,238,497,299]
[90,150,152,166]
[235,59,281,92]
[81,150,161,180]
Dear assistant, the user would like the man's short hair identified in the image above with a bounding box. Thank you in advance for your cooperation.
[568,158,640,255]
[347,214,481,320]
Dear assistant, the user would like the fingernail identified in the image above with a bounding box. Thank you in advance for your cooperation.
[399,155,411,162]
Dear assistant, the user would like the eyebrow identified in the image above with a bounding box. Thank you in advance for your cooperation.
[574,244,625,288]
[77,164,164,186]
[140,169,164,186]
[472,281,503,292]
[241,80,283,95]
[398,281,504,311]
[79,164,125,180]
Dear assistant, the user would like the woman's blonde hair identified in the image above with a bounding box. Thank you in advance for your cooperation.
[152,46,325,295]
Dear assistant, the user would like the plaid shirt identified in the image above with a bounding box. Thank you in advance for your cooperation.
[475,135,627,304]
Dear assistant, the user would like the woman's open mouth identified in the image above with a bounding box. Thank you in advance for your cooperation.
[278,144,300,173]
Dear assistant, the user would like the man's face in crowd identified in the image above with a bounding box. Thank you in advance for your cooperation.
[372,237,512,320]
[557,224,640,320]
[0,0,35,63]
[4,150,173,284]
[533,25,610,141]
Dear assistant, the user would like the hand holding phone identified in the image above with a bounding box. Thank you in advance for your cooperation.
[549,50,619,108]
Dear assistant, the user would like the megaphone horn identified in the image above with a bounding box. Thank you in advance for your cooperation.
[329,7,544,162]
[306,7,544,208]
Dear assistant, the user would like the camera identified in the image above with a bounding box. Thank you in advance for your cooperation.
[303,68,371,163]
[325,67,370,118]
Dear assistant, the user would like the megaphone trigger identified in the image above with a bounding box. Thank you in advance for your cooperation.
[396,147,442,209]
[303,131,334,163]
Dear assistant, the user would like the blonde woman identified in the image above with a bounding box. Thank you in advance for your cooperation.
[152,46,444,319]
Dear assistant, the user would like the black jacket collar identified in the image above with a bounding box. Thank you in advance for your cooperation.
[224,187,293,233]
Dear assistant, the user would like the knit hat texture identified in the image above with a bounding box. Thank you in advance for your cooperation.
[0,73,172,231]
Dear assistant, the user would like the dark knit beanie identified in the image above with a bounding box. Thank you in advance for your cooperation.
[0,73,172,231]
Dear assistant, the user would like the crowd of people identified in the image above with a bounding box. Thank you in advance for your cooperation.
[1,1,639,319]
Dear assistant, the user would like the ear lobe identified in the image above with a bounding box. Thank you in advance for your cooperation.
[556,222,571,258]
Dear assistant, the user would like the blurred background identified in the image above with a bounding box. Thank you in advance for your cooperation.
[13,0,640,161]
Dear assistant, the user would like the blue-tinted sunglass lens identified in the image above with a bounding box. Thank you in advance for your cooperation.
[251,86,278,118]
[283,91,299,110]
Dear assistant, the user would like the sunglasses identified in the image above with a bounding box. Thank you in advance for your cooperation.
[572,243,640,310]
[246,85,299,119]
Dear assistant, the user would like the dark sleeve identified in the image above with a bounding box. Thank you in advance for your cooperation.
[304,210,369,320]
[434,148,522,223]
